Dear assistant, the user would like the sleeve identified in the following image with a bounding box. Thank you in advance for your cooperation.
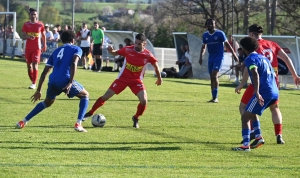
[40,23,45,32]
[244,57,256,70]
[220,31,227,42]
[75,46,83,58]
[117,46,127,56]
[148,52,158,65]
[87,31,91,36]
[274,42,282,54]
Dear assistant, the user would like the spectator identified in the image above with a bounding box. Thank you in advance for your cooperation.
[7,26,21,39]
[56,24,63,36]
[124,38,133,46]
[175,45,187,70]
[176,45,192,78]
[231,48,246,85]
[226,34,239,53]
[79,22,91,69]
[0,26,4,38]
[113,44,125,72]
[45,25,54,48]
[52,27,60,48]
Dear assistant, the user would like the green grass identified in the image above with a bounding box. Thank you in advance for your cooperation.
[0,57,300,177]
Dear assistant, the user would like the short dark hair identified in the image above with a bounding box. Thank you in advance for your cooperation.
[29,8,37,13]
[94,22,98,25]
[135,33,147,42]
[238,47,243,51]
[205,19,215,27]
[61,30,75,43]
[248,24,263,33]
[240,37,259,53]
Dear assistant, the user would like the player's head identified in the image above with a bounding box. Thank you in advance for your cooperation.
[82,23,87,29]
[28,8,38,22]
[248,24,263,38]
[93,22,99,29]
[205,19,215,31]
[124,38,132,46]
[240,37,259,55]
[56,24,61,30]
[61,30,76,44]
[237,47,244,56]
[134,33,147,52]
[119,44,123,49]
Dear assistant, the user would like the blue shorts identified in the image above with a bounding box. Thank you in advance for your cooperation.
[245,96,278,116]
[46,80,84,100]
[208,60,223,74]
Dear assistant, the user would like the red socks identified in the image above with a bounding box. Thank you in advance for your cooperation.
[274,124,282,136]
[134,103,147,119]
[89,97,105,114]
[32,69,38,84]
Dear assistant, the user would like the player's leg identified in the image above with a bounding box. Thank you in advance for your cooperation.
[81,47,87,69]
[84,79,126,118]
[29,49,41,89]
[269,102,285,144]
[234,66,240,84]
[208,62,214,101]
[16,83,58,129]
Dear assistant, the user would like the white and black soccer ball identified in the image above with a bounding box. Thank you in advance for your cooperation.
[91,114,106,127]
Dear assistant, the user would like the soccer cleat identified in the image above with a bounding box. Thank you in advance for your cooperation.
[232,145,250,151]
[82,112,93,122]
[240,132,256,144]
[132,116,139,128]
[16,120,26,129]
[29,84,36,89]
[74,123,87,132]
[250,136,265,149]
[276,134,285,144]
[208,98,218,103]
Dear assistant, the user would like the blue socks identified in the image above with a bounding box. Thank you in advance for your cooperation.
[78,97,89,121]
[242,129,251,146]
[252,121,262,138]
[212,88,218,99]
[25,101,47,121]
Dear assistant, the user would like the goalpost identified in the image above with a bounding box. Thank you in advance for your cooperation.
[0,11,17,58]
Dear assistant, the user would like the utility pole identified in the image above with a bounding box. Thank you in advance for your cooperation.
[37,0,39,20]
[72,0,75,30]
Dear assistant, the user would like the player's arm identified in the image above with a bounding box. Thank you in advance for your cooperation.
[22,32,34,40]
[224,41,239,63]
[63,54,80,94]
[278,49,299,78]
[31,65,52,103]
[41,31,47,52]
[235,67,249,94]
[107,46,119,56]
[81,31,90,40]
[250,65,264,106]
[152,62,162,86]
[199,44,206,66]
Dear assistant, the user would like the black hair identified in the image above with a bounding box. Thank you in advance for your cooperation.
[240,37,259,53]
[61,30,75,43]
[248,24,263,33]
[238,47,243,51]
[29,8,37,13]
[135,33,147,42]
[205,19,215,27]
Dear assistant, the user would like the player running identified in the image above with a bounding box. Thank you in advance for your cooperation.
[22,8,47,89]
[83,33,162,128]
[235,24,300,145]
[16,30,90,132]
[232,37,279,151]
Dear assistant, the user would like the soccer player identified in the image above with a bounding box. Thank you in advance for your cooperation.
[91,22,105,72]
[232,37,279,151]
[79,23,91,69]
[83,33,162,128]
[199,19,239,103]
[22,8,47,89]
[16,30,90,132]
[235,24,300,144]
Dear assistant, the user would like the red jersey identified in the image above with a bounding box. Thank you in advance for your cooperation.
[256,38,281,71]
[22,21,45,50]
[117,46,158,82]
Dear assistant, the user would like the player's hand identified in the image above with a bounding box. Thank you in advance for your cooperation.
[27,35,35,40]
[255,92,264,106]
[293,76,300,86]
[62,82,72,95]
[31,91,42,103]
[42,45,47,53]
[235,84,243,94]
[155,78,163,86]
[107,46,113,52]
[199,58,202,66]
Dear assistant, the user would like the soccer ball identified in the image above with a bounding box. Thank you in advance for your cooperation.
[161,71,167,78]
[91,114,106,127]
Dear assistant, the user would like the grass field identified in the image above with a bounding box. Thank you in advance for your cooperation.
[0,57,300,177]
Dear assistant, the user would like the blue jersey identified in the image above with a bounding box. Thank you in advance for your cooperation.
[46,44,82,83]
[202,30,227,62]
[244,52,278,99]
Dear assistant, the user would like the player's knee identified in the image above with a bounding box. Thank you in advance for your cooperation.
[140,99,147,106]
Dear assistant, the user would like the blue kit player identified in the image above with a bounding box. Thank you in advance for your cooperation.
[16,30,90,132]
[199,19,239,103]
[232,37,279,151]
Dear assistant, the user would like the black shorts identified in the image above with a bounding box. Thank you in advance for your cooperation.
[93,43,102,55]
[80,47,90,57]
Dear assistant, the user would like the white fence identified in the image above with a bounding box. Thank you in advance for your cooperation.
[0,38,24,57]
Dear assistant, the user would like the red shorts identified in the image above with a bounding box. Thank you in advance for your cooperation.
[109,79,145,95]
[241,84,279,105]
[25,48,41,64]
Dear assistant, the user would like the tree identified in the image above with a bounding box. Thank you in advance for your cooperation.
[39,4,62,28]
